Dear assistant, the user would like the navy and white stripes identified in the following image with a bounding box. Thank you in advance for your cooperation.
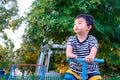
[67,35,99,74]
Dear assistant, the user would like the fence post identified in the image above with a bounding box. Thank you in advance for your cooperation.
[39,65,45,80]
[8,65,16,80]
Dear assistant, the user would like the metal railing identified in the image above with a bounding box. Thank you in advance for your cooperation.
[7,64,63,80]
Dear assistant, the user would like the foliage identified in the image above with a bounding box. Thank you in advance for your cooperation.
[0,0,19,69]
[22,0,120,75]
[0,39,15,69]
[49,53,68,73]
[0,0,19,31]
[15,43,39,64]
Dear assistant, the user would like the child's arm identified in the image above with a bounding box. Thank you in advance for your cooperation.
[66,45,77,58]
[85,36,98,64]
[85,47,97,64]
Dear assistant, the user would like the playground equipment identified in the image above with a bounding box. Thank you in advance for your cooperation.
[8,43,104,80]
[8,64,44,80]
[8,64,62,80]
[35,44,66,75]
[67,58,104,80]
[8,44,65,80]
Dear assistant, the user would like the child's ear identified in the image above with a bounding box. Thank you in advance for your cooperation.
[88,25,92,30]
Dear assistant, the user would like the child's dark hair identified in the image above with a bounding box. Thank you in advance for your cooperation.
[75,14,94,28]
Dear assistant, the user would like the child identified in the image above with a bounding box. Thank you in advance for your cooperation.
[64,14,102,80]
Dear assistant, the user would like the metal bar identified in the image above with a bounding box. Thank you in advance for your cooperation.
[67,58,104,63]
[82,62,87,80]
[40,66,45,80]
[8,65,16,80]
[10,64,42,66]
[45,50,52,73]
[67,58,104,80]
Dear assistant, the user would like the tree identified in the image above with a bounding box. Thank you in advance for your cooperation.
[0,0,19,69]
[23,0,120,75]
[15,43,39,64]
[0,39,15,69]
[0,0,19,31]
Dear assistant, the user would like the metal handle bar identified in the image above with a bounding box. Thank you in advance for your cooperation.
[67,58,104,63]
[67,58,104,80]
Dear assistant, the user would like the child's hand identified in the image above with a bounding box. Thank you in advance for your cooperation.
[67,53,77,59]
[85,55,95,64]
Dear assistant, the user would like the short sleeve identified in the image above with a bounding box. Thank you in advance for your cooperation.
[89,35,98,49]
[67,36,74,47]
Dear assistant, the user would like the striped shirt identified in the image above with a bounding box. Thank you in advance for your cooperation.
[67,35,99,74]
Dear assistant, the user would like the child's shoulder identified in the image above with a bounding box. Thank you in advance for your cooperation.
[68,36,76,39]
[88,35,97,41]
[88,35,96,38]
[67,36,76,41]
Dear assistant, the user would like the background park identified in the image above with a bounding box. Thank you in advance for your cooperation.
[0,0,120,80]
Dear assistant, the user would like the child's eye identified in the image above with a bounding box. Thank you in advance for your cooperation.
[78,23,82,24]
[74,23,76,25]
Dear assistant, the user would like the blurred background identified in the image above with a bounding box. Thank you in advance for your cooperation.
[0,0,120,79]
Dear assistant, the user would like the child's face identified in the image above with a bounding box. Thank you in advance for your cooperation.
[74,17,91,34]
